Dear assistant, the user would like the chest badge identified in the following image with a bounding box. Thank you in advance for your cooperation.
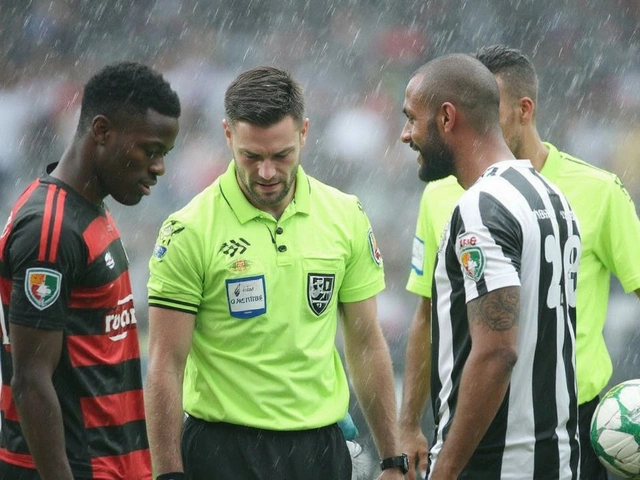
[307,274,335,316]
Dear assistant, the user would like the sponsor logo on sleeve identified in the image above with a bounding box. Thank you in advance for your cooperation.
[25,268,62,310]
[307,273,335,316]
[153,220,185,260]
[367,229,383,267]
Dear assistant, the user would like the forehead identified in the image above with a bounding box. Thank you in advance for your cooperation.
[231,116,301,152]
[404,74,429,111]
[119,109,179,138]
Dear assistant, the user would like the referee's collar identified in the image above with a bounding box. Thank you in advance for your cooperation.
[540,142,562,178]
[219,160,311,224]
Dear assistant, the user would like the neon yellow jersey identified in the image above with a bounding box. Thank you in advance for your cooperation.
[407,143,640,404]
[148,161,385,430]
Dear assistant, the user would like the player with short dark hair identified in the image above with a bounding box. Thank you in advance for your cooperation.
[400,53,581,479]
[0,61,180,480]
[144,66,405,480]
[400,45,640,480]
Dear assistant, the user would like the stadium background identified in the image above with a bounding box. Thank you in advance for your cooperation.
[1,1,639,477]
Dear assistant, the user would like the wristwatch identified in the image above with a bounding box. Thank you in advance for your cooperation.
[380,453,409,474]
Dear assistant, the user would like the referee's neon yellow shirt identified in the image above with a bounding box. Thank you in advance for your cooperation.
[407,143,640,404]
[148,161,385,430]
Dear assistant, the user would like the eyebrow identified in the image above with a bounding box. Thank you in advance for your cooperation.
[241,146,295,157]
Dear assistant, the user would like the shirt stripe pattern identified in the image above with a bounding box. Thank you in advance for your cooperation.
[429,161,580,480]
[0,177,151,479]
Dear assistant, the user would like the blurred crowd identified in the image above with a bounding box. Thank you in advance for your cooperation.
[1,0,639,449]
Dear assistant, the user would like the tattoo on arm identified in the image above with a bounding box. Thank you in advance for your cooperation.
[468,286,519,332]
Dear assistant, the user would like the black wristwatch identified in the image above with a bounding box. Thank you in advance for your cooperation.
[380,453,409,474]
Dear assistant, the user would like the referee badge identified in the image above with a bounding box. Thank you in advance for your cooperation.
[367,229,383,267]
[307,274,335,316]
[460,246,485,282]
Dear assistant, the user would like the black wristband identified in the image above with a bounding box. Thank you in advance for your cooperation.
[156,473,185,480]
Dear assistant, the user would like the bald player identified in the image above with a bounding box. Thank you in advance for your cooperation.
[399,53,581,479]
[401,45,640,480]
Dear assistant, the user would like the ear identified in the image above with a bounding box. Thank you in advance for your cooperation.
[519,97,535,123]
[91,115,111,145]
[299,118,309,147]
[222,119,233,148]
[441,102,456,133]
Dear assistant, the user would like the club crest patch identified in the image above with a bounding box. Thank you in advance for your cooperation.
[460,246,485,282]
[25,268,62,310]
[367,229,383,267]
[308,273,335,316]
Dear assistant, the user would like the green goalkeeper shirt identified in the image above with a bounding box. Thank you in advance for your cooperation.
[148,161,385,430]
[407,143,640,404]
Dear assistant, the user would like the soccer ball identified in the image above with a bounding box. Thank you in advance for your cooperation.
[590,379,640,478]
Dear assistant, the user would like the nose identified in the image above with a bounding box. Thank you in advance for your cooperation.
[258,159,276,180]
[150,156,166,177]
[400,122,412,144]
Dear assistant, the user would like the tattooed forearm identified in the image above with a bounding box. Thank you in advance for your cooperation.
[467,286,519,331]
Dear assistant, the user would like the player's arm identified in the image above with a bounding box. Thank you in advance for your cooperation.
[429,286,519,480]
[10,323,74,480]
[145,306,195,477]
[340,297,405,479]
[399,295,431,480]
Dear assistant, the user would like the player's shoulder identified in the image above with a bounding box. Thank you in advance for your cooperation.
[424,175,462,195]
[556,149,619,185]
[167,181,221,226]
[307,175,361,212]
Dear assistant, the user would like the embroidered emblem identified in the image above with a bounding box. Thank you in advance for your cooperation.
[25,268,62,310]
[104,251,115,269]
[460,246,485,282]
[227,258,253,273]
[367,229,383,267]
[307,274,335,316]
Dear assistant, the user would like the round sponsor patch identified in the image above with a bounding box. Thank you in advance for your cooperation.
[368,229,383,267]
[24,267,62,310]
[460,246,485,282]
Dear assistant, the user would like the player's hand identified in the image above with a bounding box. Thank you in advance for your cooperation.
[401,426,429,480]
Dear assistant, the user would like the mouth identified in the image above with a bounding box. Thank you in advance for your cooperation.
[256,182,279,192]
[139,180,157,196]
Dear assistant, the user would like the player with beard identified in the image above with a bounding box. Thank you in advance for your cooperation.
[400,45,640,480]
[399,54,581,479]
[144,66,406,480]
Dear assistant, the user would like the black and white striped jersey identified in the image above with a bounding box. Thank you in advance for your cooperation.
[429,160,581,479]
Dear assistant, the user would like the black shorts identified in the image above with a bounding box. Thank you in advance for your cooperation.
[579,396,609,480]
[181,416,352,480]
[0,461,40,480]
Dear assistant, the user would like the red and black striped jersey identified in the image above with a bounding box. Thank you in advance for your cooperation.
[0,173,151,479]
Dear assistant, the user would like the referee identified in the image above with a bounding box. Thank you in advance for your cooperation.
[144,67,406,480]
[400,53,581,479]
[400,45,640,480]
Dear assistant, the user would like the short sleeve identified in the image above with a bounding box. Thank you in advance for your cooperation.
[147,217,204,314]
[8,215,84,330]
[596,177,640,293]
[338,198,385,303]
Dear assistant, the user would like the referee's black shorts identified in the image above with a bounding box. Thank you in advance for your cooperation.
[579,396,609,480]
[181,415,352,480]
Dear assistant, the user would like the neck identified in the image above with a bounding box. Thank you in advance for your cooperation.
[51,139,103,205]
[518,126,549,172]
[454,134,515,190]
